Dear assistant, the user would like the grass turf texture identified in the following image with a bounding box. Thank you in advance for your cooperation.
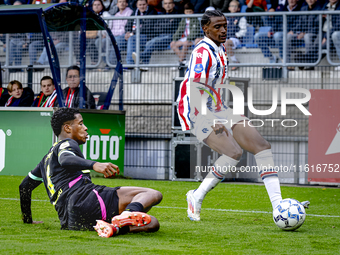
[0,176,339,255]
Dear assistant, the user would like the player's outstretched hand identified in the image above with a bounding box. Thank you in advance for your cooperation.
[93,162,120,178]
[211,124,229,136]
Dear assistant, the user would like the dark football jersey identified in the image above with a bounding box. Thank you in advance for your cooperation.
[29,138,96,227]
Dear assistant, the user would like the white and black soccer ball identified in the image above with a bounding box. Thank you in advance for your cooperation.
[273,198,306,231]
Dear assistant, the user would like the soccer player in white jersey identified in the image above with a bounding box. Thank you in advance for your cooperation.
[177,10,309,221]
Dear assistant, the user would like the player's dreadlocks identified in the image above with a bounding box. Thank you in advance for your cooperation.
[201,10,225,28]
[51,108,80,136]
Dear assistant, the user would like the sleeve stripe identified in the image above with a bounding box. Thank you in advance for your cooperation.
[178,79,190,130]
[205,51,212,84]
[29,172,43,182]
[58,150,76,164]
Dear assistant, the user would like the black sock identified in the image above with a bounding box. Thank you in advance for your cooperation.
[116,226,130,235]
[124,202,144,212]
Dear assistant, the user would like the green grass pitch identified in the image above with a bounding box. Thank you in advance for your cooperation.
[0,176,339,254]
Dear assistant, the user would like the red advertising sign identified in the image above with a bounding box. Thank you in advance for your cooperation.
[308,90,340,184]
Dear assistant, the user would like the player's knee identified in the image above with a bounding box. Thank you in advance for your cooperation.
[153,190,163,204]
[222,146,243,160]
[148,216,160,232]
[231,147,243,160]
[259,139,271,151]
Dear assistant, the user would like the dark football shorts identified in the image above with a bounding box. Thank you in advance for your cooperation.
[67,184,121,230]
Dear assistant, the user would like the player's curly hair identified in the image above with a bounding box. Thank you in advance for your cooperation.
[51,108,80,136]
[201,10,225,28]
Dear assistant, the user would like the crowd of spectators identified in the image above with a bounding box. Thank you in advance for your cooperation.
[0,0,340,71]
[0,65,96,109]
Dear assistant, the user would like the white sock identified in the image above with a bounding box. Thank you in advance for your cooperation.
[193,155,239,203]
[254,149,282,209]
[230,55,237,62]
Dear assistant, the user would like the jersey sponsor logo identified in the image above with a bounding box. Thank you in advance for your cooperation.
[59,141,70,150]
[194,64,204,74]
[326,123,340,155]
[0,130,5,172]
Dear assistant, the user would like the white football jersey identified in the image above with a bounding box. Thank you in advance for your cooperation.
[177,37,229,131]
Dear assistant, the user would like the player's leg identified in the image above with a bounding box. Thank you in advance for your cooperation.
[232,122,282,209]
[187,125,243,221]
[113,187,162,233]
[94,186,162,237]
[180,40,192,62]
[117,186,162,214]
[171,40,183,60]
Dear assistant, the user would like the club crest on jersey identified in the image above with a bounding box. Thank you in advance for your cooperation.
[194,64,204,73]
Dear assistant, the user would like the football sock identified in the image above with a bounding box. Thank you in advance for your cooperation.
[114,202,144,235]
[193,155,239,203]
[124,202,144,212]
[254,149,282,209]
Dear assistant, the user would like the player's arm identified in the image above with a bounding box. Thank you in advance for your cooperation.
[58,140,119,177]
[19,175,42,224]
[187,48,210,81]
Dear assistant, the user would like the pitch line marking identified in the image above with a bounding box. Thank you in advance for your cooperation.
[1,198,339,218]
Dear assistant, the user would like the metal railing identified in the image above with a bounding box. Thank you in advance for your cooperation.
[2,11,340,70]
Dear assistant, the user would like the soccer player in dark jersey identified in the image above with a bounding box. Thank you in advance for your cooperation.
[19,108,162,238]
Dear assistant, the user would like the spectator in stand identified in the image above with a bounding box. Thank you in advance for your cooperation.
[29,0,48,68]
[190,0,209,13]
[132,0,180,67]
[170,2,200,66]
[245,0,268,27]
[102,0,119,15]
[8,32,27,72]
[75,0,105,66]
[254,0,302,64]
[55,65,95,109]
[4,0,25,4]
[125,0,157,65]
[0,80,34,107]
[224,0,248,71]
[7,1,27,72]
[322,0,340,70]
[128,0,137,10]
[0,85,9,106]
[148,0,163,13]
[211,0,231,13]
[174,0,185,14]
[99,0,133,65]
[33,32,69,71]
[32,76,57,107]
[287,0,322,70]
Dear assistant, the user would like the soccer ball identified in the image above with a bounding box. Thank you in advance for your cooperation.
[273,198,306,231]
